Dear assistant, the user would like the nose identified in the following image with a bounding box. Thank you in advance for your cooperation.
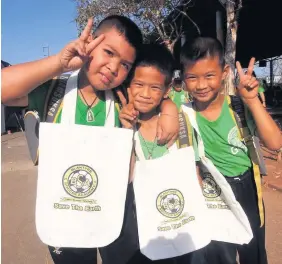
[107,60,119,77]
[197,78,208,90]
[140,86,151,98]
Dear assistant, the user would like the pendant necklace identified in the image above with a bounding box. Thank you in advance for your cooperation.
[79,89,98,122]
[139,132,158,160]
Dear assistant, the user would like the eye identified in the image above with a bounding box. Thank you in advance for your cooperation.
[104,49,114,56]
[206,74,215,78]
[134,82,142,87]
[152,86,161,90]
[186,76,196,81]
[121,62,129,70]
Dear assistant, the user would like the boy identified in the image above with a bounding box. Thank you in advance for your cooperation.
[169,74,190,109]
[119,43,205,264]
[180,37,282,264]
[2,15,179,264]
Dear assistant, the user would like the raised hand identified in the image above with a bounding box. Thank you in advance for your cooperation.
[57,18,105,72]
[116,87,139,129]
[236,57,259,100]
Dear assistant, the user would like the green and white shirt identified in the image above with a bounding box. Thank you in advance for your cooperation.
[138,133,169,160]
[196,98,253,177]
[28,80,120,127]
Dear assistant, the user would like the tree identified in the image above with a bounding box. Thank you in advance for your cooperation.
[73,0,200,52]
[220,0,242,95]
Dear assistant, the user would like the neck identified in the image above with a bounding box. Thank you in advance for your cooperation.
[78,70,104,102]
[139,109,159,124]
[194,93,223,112]
[138,110,159,142]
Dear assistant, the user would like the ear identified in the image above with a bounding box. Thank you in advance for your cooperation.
[222,64,230,81]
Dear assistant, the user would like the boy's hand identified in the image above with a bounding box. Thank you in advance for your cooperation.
[236,57,260,102]
[57,18,105,72]
[158,99,179,147]
[116,88,139,129]
[119,103,139,128]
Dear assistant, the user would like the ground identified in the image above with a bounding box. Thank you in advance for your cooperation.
[2,132,282,264]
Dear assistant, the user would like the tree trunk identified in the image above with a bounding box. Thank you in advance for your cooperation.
[224,1,238,95]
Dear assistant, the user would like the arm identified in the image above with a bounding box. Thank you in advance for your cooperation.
[158,98,179,146]
[236,58,282,151]
[1,19,104,105]
[244,97,282,150]
[1,56,63,104]
[4,96,28,107]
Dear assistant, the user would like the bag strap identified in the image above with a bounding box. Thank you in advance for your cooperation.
[43,74,70,123]
[227,95,264,227]
[176,106,194,149]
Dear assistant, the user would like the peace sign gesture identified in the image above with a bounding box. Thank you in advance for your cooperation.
[236,57,259,100]
[57,18,105,72]
[116,87,139,129]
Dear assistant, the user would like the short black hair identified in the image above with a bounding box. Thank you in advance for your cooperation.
[180,37,225,72]
[96,15,143,53]
[129,44,175,87]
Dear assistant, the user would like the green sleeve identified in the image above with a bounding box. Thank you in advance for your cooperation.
[28,80,53,120]
[258,85,265,93]
[114,105,121,128]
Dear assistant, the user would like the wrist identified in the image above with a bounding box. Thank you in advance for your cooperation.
[243,97,261,110]
[53,54,66,74]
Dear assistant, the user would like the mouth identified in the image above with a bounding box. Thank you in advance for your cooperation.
[99,73,112,85]
[194,91,211,97]
[135,100,152,106]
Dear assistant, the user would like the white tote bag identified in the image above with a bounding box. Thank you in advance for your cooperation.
[133,133,211,261]
[182,103,253,245]
[36,70,133,248]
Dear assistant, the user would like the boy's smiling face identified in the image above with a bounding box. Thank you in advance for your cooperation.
[130,66,169,114]
[84,28,136,90]
[183,56,228,103]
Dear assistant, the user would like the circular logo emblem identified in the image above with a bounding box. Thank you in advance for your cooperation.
[202,174,221,198]
[62,164,98,198]
[156,189,184,218]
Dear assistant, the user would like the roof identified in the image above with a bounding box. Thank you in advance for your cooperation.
[236,0,282,66]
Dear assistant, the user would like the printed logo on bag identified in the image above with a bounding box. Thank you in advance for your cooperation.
[156,189,185,218]
[62,164,98,198]
[202,174,221,199]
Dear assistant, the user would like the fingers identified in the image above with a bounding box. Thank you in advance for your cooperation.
[123,103,139,117]
[116,88,127,107]
[86,34,105,55]
[167,132,178,148]
[67,40,87,58]
[246,57,255,76]
[120,118,134,129]
[156,125,163,143]
[119,112,136,121]
[247,77,259,89]
[157,131,169,145]
[236,61,244,78]
[127,87,134,103]
[80,18,94,41]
